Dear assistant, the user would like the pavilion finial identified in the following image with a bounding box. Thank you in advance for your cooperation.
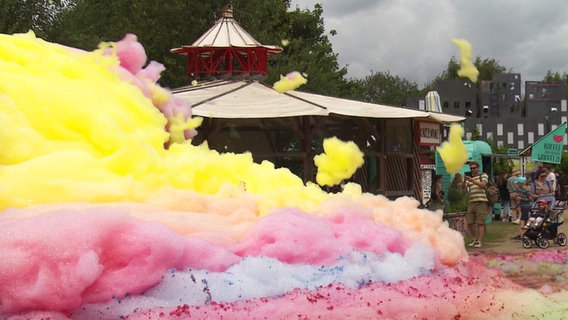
[221,4,233,18]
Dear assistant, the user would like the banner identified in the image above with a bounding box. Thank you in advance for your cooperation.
[417,120,441,146]
[531,122,566,164]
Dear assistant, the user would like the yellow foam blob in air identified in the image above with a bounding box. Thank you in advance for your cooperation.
[451,38,479,83]
[273,71,307,93]
[314,137,364,187]
[436,124,468,174]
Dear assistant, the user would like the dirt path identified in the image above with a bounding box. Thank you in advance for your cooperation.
[467,221,567,254]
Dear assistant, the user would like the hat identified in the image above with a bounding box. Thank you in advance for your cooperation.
[537,199,549,205]
[512,168,520,175]
[515,177,527,183]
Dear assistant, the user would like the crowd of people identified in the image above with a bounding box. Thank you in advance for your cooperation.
[499,165,563,240]
[433,163,564,247]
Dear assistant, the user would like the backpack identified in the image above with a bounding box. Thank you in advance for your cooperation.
[485,177,500,204]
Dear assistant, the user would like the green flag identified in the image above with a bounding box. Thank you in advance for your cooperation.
[531,122,566,164]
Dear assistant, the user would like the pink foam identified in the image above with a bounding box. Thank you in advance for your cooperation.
[108,34,146,74]
[232,208,410,265]
[0,207,239,314]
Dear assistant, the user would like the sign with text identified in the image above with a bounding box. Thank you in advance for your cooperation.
[531,122,566,164]
[418,120,441,146]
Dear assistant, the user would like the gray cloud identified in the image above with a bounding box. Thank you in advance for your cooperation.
[290,0,568,88]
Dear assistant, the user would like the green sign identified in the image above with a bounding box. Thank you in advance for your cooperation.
[531,122,567,164]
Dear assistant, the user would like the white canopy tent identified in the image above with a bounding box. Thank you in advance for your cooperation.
[173,80,465,124]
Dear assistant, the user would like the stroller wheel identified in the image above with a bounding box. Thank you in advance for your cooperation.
[557,233,567,246]
[536,236,550,249]
[521,236,532,249]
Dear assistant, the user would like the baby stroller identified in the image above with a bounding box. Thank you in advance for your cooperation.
[522,199,567,249]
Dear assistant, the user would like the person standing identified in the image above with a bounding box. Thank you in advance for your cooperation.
[496,171,510,222]
[507,168,521,223]
[511,177,532,240]
[430,175,445,212]
[544,165,557,197]
[463,161,488,248]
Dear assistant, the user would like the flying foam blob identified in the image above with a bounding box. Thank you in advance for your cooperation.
[451,38,479,83]
[273,71,307,93]
[314,137,364,187]
[436,124,468,174]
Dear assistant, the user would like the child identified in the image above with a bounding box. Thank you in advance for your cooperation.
[525,199,549,229]
[512,177,532,239]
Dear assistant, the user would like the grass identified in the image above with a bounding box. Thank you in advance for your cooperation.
[463,219,519,244]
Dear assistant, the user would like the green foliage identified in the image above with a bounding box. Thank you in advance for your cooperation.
[492,158,514,176]
[543,70,568,98]
[426,56,508,88]
[346,71,420,106]
[49,0,226,87]
[486,136,508,154]
[556,151,568,188]
[264,4,349,96]
[0,0,68,38]
[470,127,481,140]
[44,0,347,91]
[445,184,467,213]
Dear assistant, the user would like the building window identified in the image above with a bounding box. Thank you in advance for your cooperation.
[497,140,504,147]
[443,101,449,109]
[529,93,534,99]
[538,123,545,136]
[517,123,523,135]
[528,132,534,144]
[497,123,503,135]
[476,124,483,136]
[465,101,471,109]
[518,140,524,149]
[507,132,514,144]
[487,132,493,140]
[454,101,460,108]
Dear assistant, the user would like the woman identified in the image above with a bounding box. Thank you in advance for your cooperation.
[532,169,555,207]
[430,175,445,211]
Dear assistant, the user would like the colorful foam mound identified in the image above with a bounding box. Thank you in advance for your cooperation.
[1,32,568,319]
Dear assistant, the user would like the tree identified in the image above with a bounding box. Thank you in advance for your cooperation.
[543,70,568,98]
[348,71,420,106]
[470,126,481,141]
[50,0,226,87]
[425,56,508,89]
[47,0,348,93]
[0,0,68,38]
[264,4,349,97]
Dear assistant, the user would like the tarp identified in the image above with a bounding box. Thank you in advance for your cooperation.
[171,8,282,54]
[173,81,328,118]
[531,122,567,164]
[173,80,465,123]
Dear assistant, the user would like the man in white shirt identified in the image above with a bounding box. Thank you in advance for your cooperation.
[545,165,557,196]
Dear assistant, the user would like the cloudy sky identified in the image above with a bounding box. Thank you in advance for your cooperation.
[289,0,568,89]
